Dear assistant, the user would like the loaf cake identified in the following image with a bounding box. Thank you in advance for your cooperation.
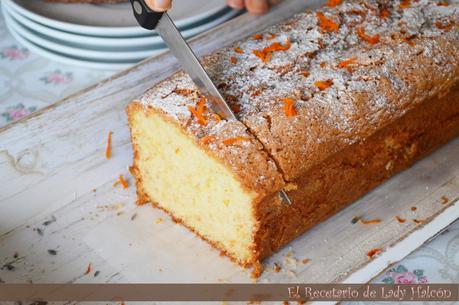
[127,0,459,272]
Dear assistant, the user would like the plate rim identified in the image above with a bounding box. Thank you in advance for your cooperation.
[4,17,135,71]
[3,5,240,63]
[5,1,234,49]
[6,0,228,37]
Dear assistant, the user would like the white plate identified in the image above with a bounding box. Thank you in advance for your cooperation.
[4,6,240,61]
[6,0,227,37]
[2,11,137,71]
[5,1,238,50]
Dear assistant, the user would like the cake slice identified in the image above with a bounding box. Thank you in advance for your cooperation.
[127,0,459,271]
[127,76,286,266]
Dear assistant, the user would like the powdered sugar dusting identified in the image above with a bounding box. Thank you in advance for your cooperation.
[138,0,459,180]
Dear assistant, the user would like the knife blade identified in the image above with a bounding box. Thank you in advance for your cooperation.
[130,0,292,205]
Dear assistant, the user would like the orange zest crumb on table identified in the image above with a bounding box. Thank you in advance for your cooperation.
[230,56,237,64]
[437,1,449,6]
[105,131,112,160]
[281,98,298,117]
[223,136,251,145]
[316,12,340,32]
[188,97,208,126]
[115,175,129,189]
[395,216,406,223]
[84,263,92,275]
[367,248,381,259]
[360,218,381,225]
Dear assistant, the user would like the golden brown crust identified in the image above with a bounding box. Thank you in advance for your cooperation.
[253,83,459,261]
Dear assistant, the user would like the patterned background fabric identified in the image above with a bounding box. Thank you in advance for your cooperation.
[0,6,458,294]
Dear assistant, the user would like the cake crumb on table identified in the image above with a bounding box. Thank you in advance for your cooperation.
[155,218,163,224]
[441,195,449,204]
[273,262,281,273]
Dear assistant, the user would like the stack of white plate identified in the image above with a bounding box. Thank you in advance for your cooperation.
[1,0,240,70]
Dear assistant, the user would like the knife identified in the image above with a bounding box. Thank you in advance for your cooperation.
[130,0,293,205]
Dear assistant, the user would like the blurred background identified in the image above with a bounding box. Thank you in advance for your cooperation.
[0,0,241,127]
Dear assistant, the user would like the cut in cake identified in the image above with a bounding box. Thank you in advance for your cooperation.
[127,0,459,272]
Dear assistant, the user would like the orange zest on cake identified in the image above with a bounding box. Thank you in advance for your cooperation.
[281,98,298,117]
[357,27,380,44]
[400,0,411,8]
[252,33,263,40]
[314,79,333,91]
[223,136,251,145]
[234,47,244,54]
[337,57,358,72]
[200,135,216,145]
[188,97,208,126]
[252,40,291,63]
[379,8,390,18]
[267,33,277,40]
[326,0,342,7]
[316,12,340,32]
[435,21,454,31]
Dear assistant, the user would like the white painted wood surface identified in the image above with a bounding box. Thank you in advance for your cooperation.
[0,1,458,303]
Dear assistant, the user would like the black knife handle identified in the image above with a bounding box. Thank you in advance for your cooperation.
[130,0,164,30]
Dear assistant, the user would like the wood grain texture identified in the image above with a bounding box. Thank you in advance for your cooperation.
[0,0,458,289]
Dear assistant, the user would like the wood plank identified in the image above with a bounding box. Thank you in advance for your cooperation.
[0,0,324,234]
[0,0,458,296]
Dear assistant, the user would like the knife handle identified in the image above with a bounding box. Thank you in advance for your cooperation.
[130,0,164,30]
